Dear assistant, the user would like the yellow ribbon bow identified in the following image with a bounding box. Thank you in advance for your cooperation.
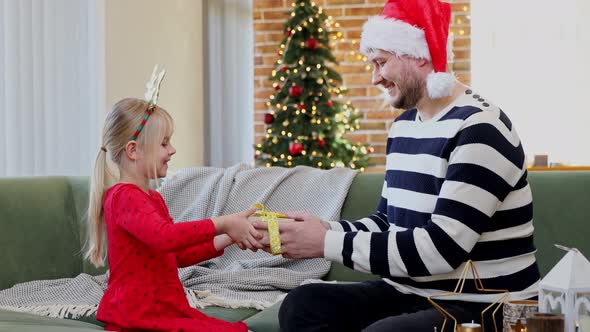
[253,203,286,255]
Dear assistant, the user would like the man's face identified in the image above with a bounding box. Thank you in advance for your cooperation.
[369,49,425,110]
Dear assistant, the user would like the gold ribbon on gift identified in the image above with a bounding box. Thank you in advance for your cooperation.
[253,203,287,255]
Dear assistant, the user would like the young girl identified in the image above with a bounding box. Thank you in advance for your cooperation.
[85,96,261,332]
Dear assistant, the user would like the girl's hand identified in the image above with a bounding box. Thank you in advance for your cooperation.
[213,208,263,251]
[213,234,234,251]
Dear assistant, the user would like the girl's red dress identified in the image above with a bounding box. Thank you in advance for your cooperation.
[96,183,247,332]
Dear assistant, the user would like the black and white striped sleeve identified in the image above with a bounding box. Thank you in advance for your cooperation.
[325,181,390,232]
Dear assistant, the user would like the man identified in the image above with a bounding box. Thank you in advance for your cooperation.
[254,0,540,331]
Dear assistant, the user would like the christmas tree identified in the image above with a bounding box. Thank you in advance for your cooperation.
[255,0,372,171]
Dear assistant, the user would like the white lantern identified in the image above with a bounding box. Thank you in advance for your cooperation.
[538,245,590,332]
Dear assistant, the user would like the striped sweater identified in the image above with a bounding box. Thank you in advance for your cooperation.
[324,89,540,302]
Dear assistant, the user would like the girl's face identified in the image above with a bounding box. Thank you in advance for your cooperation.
[156,136,176,178]
[133,135,176,180]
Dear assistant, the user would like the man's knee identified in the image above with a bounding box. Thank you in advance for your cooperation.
[362,316,415,332]
[279,284,342,332]
[280,284,319,320]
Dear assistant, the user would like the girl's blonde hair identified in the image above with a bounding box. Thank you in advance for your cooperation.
[85,98,174,267]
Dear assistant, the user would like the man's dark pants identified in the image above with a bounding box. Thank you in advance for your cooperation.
[279,280,502,332]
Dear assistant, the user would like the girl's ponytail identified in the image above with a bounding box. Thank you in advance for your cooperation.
[85,147,109,267]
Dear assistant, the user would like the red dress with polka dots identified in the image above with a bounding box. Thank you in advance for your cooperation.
[96,183,247,332]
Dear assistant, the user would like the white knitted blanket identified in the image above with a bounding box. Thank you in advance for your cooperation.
[0,164,357,319]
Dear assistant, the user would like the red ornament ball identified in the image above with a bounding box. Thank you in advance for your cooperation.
[286,30,292,37]
[299,104,306,110]
[274,85,281,91]
[264,113,275,125]
[318,139,326,148]
[289,142,303,156]
[281,66,288,72]
[326,100,334,107]
[305,38,318,50]
[289,85,303,98]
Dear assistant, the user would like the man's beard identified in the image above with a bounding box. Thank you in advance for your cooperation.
[391,66,424,110]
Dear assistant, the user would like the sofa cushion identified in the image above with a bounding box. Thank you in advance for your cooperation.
[0,310,101,331]
[244,301,282,332]
[201,306,259,322]
[0,177,83,290]
[0,324,101,332]
[340,173,383,221]
[66,306,258,328]
[528,171,590,275]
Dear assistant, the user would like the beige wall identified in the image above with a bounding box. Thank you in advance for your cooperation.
[105,0,205,169]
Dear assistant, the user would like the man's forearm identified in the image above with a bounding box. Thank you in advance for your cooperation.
[323,214,389,232]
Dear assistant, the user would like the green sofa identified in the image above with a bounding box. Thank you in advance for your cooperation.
[1,171,589,331]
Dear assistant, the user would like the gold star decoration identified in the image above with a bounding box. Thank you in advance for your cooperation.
[427,260,509,332]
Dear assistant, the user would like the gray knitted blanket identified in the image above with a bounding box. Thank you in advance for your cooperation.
[0,164,357,319]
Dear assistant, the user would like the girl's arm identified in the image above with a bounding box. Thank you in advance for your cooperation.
[174,235,233,267]
[114,185,217,252]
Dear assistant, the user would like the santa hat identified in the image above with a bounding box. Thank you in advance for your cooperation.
[360,0,455,99]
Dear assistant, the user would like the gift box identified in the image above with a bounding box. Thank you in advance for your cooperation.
[248,203,294,255]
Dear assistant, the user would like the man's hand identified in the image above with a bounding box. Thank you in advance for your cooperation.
[252,218,327,259]
[286,211,331,230]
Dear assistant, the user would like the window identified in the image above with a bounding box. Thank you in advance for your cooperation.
[203,0,254,167]
[0,0,103,176]
[472,0,590,165]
